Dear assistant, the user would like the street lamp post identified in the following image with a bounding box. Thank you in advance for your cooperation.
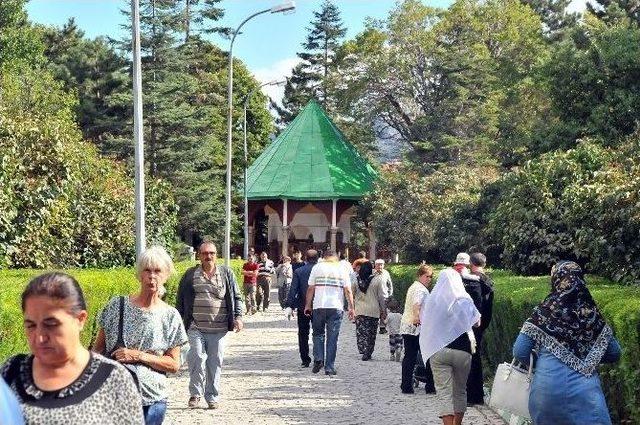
[131,0,145,261]
[224,1,295,266]
[242,80,285,259]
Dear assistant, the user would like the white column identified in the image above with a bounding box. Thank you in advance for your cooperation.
[330,199,338,252]
[282,199,289,257]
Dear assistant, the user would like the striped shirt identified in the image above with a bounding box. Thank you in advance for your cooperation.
[308,261,350,310]
[191,266,228,333]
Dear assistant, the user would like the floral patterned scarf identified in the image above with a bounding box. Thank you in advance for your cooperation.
[521,261,612,376]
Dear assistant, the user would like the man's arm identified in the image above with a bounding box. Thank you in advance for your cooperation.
[287,270,301,308]
[386,272,394,298]
[304,285,315,316]
[343,283,355,320]
[175,271,188,317]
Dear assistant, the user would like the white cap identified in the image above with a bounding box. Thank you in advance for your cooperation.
[454,253,470,265]
[374,259,385,265]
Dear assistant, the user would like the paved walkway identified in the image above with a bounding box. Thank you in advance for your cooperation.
[165,289,506,425]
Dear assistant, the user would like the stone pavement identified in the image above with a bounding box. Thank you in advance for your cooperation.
[165,289,506,425]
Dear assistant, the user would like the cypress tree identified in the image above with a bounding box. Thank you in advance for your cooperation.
[278,0,346,122]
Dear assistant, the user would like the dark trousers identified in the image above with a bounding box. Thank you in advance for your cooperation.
[355,315,379,356]
[297,308,311,364]
[466,330,485,404]
[256,275,271,310]
[402,334,434,393]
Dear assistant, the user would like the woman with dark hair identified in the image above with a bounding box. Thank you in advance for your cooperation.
[93,246,187,425]
[1,272,143,424]
[352,261,387,361]
[512,261,621,425]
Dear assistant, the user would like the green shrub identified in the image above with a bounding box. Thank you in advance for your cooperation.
[387,264,640,423]
[0,64,177,269]
[0,260,245,363]
[486,142,612,275]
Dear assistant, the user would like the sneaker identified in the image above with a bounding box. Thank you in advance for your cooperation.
[188,396,200,408]
[251,308,257,314]
[207,401,219,409]
[301,361,311,367]
[379,327,387,334]
[325,368,337,376]
[362,354,371,361]
[312,361,324,373]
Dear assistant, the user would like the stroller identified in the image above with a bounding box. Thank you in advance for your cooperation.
[413,349,436,393]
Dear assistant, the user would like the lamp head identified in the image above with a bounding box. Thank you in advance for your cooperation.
[271,1,295,13]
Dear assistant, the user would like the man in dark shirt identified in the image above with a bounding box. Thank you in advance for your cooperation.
[466,252,494,405]
[285,249,318,367]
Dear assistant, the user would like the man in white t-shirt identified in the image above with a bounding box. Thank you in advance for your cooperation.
[304,250,355,375]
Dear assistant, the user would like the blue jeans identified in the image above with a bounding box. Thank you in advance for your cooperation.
[143,400,167,425]
[187,328,226,403]
[312,308,343,371]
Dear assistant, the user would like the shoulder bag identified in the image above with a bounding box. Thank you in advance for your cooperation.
[489,353,534,419]
[108,296,141,391]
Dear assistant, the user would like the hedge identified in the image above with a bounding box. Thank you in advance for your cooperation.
[387,264,640,424]
[0,260,245,363]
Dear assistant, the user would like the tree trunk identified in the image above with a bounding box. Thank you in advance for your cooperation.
[184,0,191,43]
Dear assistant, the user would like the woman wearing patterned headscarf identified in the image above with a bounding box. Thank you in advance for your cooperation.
[512,261,621,425]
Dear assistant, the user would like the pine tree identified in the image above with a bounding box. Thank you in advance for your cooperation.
[42,19,129,147]
[182,0,228,42]
[587,0,640,25]
[519,0,578,39]
[278,0,346,122]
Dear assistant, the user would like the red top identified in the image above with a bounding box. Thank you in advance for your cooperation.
[243,262,259,285]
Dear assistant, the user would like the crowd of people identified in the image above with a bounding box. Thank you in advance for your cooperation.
[0,241,623,425]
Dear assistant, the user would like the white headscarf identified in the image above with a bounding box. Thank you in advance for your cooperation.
[419,268,481,362]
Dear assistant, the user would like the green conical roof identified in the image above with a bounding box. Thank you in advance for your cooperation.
[246,100,377,200]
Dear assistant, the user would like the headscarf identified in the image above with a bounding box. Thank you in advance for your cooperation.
[419,268,481,361]
[521,261,612,376]
[357,261,374,293]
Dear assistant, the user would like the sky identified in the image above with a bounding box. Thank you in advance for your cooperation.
[26,0,587,102]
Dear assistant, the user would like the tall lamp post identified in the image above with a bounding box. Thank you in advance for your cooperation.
[224,1,296,266]
[242,80,285,259]
[131,0,145,261]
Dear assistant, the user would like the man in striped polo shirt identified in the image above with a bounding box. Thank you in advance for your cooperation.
[176,241,244,409]
[304,250,355,375]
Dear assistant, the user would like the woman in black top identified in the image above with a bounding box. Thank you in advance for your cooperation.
[1,272,143,425]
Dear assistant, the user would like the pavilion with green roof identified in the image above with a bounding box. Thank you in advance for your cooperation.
[246,100,378,259]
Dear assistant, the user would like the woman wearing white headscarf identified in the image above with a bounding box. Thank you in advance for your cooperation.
[419,269,481,425]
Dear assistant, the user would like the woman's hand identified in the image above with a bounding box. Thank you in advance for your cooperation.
[112,347,143,363]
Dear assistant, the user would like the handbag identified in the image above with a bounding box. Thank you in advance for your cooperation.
[107,296,141,391]
[489,353,534,419]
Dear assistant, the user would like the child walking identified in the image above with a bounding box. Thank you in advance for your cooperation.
[386,298,403,361]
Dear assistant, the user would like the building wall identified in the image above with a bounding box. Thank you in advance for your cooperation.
[266,212,352,243]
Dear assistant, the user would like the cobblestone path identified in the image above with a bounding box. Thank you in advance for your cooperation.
[165,289,506,425]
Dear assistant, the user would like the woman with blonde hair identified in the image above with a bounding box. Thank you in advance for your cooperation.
[94,246,188,425]
[400,263,434,394]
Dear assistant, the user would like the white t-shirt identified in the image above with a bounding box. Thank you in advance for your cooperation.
[400,281,430,335]
[308,261,350,310]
